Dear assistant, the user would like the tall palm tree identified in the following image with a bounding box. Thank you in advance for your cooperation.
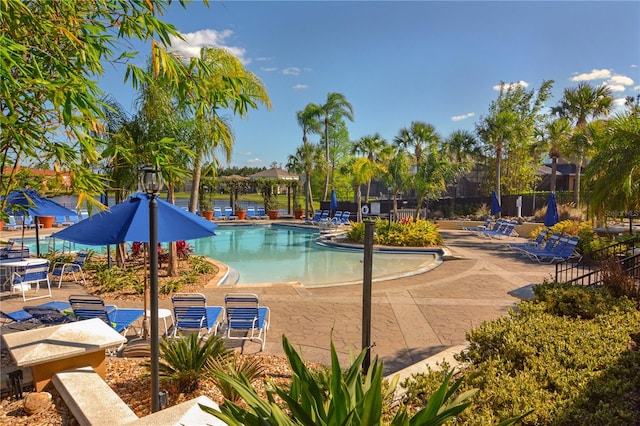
[536,118,571,193]
[315,92,354,201]
[296,104,322,215]
[185,47,271,213]
[552,82,613,206]
[351,157,384,223]
[286,143,325,220]
[351,133,387,203]
[381,147,411,218]
[393,121,441,168]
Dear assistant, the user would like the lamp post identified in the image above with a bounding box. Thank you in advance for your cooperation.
[141,165,163,413]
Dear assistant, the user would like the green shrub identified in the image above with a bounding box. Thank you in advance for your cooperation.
[93,265,141,293]
[154,333,231,394]
[402,285,640,425]
[347,218,443,247]
[159,279,183,295]
[188,255,215,274]
[532,281,636,319]
[203,335,484,425]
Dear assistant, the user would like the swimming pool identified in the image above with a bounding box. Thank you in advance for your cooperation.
[22,225,441,288]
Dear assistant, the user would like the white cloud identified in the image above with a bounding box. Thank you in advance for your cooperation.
[492,81,529,91]
[605,83,627,92]
[261,67,278,72]
[634,85,640,91]
[247,158,263,164]
[255,57,271,62]
[612,97,627,107]
[570,68,612,81]
[282,67,301,76]
[168,29,249,64]
[451,112,475,122]
[631,64,638,68]
[293,84,308,90]
[609,75,634,86]
[238,151,252,156]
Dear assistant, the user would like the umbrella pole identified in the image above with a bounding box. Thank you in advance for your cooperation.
[20,217,25,260]
[35,217,40,256]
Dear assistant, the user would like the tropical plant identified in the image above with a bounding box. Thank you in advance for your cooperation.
[552,82,613,206]
[535,117,571,193]
[202,335,479,425]
[310,93,354,201]
[206,354,266,403]
[154,333,231,394]
[352,133,388,203]
[287,142,325,219]
[1,0,204,210]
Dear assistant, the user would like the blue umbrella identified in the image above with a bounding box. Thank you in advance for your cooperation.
[544,192,559,227]
[490,191,502,216]
[53,192,217,245]
[330,189,338,215]
[3,189,78,256]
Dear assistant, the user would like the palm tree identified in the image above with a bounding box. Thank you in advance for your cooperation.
[381,147,411,219]
[286,143,325,220]
[393,121,441,168]
[184,47,271,214]
[586,109,640,226]
[351,133,387,203]
[536,118,571,193]
[315,92,354,201]
[351,157,384,223]
[296,104,322,215]
[552,82,613,206]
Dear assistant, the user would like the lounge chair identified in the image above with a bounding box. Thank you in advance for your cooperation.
[507,230,547,251]
[22,216,43,229]
[330,211,343,224]
[224,207,237,220]
[66,214,81,225]
[4,216,23,231]
[224,293,270,351]
[483,220,518,239]
[518,234,564,261]
[305,210,322,224]
[171,292,224,338]
[10,260,52,302]
[246,207,257,219]
[54,216,73,227]
[337,211,351,224]
[213,207,223,220]
[472,219,505,236]
[463,218,492,232]
[69,295,143,345]
[312,210,329,225]
[51,252,88,288]
[256,207,269,219]
[528,236,581,264]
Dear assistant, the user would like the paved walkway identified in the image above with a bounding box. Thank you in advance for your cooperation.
[1,227,556,375]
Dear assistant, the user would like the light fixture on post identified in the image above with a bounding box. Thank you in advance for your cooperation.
[141,165,163,413]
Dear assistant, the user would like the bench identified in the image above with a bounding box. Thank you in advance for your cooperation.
[53,366,227,426]
[53,367,138,426]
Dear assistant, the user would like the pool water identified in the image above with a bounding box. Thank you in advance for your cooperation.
[190,225,440,287]
[23,225,440,288]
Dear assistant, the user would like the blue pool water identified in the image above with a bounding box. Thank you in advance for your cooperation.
[20,225,440,288]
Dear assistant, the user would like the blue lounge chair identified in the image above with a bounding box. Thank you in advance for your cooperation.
[224,293,270,351]
[51,252,88,287]
[337,211,351,224]
[171,292,224,338]
[507,230,547,251]
[224,207,237,220]
[66,214,81,224]
[246,207,256,219]
[472,219,505,236]
[529,236,580,264]
[463,218,492,232]
[69,295,143,345]
[312,210,329,225]
[330,211,343,224]
[518,234,564,261]
[256,207,269,219]
[213,207,223,220]
[4,216,23,231]
[305,210,322,224]
[54,216,73,227]
[483,220,518,239]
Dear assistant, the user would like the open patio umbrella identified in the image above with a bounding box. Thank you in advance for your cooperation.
[53,192,217,245]
[2,188,77,256]
[490,191,502,216]
[330,189,338,216]
[544,192,559,227]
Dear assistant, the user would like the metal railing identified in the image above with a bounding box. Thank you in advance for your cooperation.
[555,236,640,286]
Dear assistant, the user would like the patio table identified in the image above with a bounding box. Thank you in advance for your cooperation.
[2,318,126,391]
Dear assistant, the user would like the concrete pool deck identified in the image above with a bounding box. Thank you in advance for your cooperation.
[1,223,556,376]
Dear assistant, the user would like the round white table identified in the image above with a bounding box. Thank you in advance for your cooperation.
[146,309,174,336]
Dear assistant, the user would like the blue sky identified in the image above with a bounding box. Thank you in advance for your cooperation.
[99,1,640,169]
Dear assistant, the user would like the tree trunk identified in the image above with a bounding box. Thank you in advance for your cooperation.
[189,150,203,213]
[356,184,362,223]
[550,157,558,193]
[574,154,583,206]
[495,140,502,217]
[365,179,371,204]
[166,185,178,277]
[323,119,330,201]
